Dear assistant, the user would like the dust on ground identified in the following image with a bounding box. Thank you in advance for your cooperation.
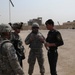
[19,29,75,75]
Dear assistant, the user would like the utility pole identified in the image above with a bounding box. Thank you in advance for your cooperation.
[57,21,60,25]
[9,0,14,23]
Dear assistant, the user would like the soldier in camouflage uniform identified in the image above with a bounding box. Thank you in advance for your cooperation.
[25,23,45,75]
[9,22,25,67]
[0,24,24,75]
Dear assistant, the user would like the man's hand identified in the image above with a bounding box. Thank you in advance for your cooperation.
[45,42,56,47]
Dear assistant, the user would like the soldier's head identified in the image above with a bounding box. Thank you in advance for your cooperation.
[0,24,12,39]
[45,19,54,30]
[32,22,39,34]
[12,22,23,33]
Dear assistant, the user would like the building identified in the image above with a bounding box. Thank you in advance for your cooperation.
[28,17,42,26]
[63,20,75,29]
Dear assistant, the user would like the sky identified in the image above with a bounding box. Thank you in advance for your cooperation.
[0,0,75,25]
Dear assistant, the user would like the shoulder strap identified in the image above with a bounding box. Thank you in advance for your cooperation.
[0,40,10,57]
[1,40,10,48]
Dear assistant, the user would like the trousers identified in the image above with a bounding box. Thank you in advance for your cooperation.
[47,50,58,75]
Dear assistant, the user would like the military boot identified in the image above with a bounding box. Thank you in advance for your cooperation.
[29,73,32,75]
[41,73,44,75]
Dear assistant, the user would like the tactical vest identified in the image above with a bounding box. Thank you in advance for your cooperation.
[29,32,44,49]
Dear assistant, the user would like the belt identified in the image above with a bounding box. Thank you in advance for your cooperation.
[48,49,57,53]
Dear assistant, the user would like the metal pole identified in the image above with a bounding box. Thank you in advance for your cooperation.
[9,0,11,23]
[9,0,14,23]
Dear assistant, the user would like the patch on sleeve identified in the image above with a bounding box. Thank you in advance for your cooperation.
[57,34,62,40]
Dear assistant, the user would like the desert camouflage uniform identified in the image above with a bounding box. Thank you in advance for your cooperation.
[10,32,25,67]
[0,38,24,75]
[25,31,45,75]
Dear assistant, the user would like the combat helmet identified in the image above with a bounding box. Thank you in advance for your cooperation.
[32,22,39,28]
[0,24,11,32]
[11,22,23,30]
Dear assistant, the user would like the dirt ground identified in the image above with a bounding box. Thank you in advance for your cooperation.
[19,29,75,75]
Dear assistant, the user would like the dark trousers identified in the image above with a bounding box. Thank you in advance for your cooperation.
[47,50,58,75]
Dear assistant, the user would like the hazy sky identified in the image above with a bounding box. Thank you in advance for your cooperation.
[0,0,75,25]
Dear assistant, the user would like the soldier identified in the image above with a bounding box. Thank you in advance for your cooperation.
[10,22,25,67]
[25,23,45,75]
[0,24,24,75]
[45,19,64,75]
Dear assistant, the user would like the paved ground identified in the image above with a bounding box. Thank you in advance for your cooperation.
[20,29,75,75]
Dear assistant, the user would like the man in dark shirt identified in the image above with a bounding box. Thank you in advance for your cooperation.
[45,19,64,75]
